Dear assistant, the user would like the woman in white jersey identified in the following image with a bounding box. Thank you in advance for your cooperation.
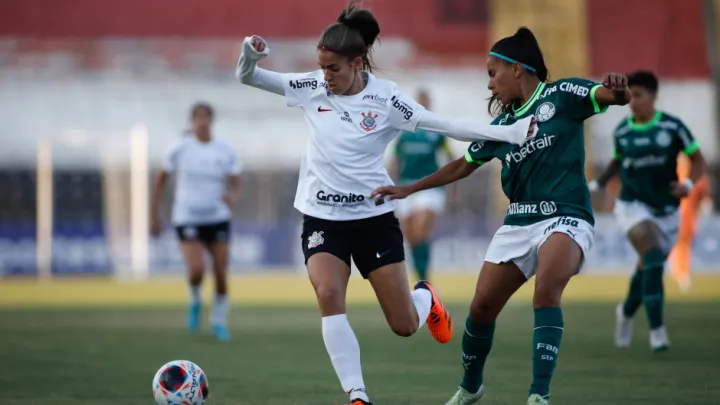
[150,103,242,342]
[236,3,534,404]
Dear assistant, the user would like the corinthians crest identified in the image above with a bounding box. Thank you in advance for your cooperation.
[360,111,378,132]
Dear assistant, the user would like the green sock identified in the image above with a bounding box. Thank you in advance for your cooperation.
[529,307,563,399]
[411,241,430,281]
[622,267,644,317]
[459,317,495,394]
[642,249,666,329]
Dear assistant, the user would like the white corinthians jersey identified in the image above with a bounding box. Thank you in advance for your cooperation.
[284,71,425,221]
[163,136,243,226]
[237,36,535,222]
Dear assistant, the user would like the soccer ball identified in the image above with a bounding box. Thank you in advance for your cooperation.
[152,360,209,405]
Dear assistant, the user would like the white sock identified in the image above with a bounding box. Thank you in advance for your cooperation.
[211,294,229,327]
[322,314,369,402]
[411,288,432,329]
[189,285,202,305]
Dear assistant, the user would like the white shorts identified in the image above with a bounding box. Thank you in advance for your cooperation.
[395,188,446,219]
[485,216,595,279]
[613,199,679,253]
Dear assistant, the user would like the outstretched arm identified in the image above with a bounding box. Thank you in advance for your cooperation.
[387,90,535,145]
[235,36,285,96]
[416,111,535,145]
[370,157,479,201]
[594,72,631,108]
[408,157,479,192]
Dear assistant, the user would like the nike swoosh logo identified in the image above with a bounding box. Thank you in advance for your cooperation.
[317,106,332,112]
[376,250,390,259]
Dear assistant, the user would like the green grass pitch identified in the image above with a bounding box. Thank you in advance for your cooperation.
[1,301,719,405]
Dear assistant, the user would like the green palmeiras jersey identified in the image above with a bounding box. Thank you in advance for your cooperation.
[613,110,698,216]
[465,78,608,226]
[395,129,450,185]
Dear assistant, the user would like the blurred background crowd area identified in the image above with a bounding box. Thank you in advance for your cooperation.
[1,0,720,277]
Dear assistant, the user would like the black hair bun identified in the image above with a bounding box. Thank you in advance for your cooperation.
[337,2,380,47]
[514,27,537,41]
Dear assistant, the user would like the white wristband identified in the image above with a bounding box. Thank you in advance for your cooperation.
[588,180,600,191]
[682,178,694,192]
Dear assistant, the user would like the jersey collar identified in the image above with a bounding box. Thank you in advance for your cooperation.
[513,81,546,117]
[627,110,662,131]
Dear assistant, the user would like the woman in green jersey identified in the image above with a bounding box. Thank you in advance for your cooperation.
[590,70,706,352]
[392,89,454,283]
[371,27,631,405]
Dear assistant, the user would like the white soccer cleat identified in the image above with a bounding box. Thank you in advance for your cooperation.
[615,303,634,348]
[649,326,670,352]
[445,385,484,405]
[527,393,549,405]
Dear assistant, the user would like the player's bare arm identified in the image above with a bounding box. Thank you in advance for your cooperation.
[594,72,631,107]
[671,150,707,198]
[223,175,242,205]
[590,158,621,191]
[370,157,478,201]
[150,170,169,236]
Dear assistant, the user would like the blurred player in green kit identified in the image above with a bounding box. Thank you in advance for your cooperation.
[391,89,454,282]
[590,70,707,351]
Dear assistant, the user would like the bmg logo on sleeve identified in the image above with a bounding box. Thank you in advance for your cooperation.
[391,96,414,120]
[289,79,318,90]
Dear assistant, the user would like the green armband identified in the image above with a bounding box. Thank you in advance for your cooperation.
[590,84,609,114]
[465,150,485,166]
[683,141,699,155]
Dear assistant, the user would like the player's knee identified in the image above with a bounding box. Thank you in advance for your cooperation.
[188,271,203,285]
[533,281,563,307]
[314,286,345,315]
[214,278,228,295]
[405,232,420,246]
[469,296,501,324]
[388,315,418,337]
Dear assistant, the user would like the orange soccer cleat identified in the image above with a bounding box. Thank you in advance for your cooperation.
[414,280,453,343]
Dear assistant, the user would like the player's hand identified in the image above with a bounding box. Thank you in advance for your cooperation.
[222,193,238,206]
[670,181,692,198]
[241,35,269,62]
[150,216,162,237]
[250,36,267,53]
[602,72,628,91]
[370,185,413,201]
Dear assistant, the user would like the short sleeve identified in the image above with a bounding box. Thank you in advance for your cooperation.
[162,141,184,173]
[465,140,497,166]
[676,121,699,155]
[388,89,426,132]
[214,140,243,175]
[557,78,608,121]
[282,71,323,108]
[226,152,243,175]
